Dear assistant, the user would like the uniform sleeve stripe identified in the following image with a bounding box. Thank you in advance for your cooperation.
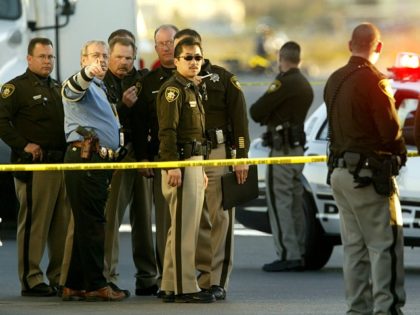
[80,67,92,82]
[68,76,85,93]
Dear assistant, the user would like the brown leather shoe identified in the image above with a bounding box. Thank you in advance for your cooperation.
[62,287,86,301]
[85,286,127,302]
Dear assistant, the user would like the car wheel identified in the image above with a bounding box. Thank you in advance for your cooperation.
[303,190,333,270]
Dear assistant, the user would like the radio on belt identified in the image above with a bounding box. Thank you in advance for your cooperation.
[216,129,224,144]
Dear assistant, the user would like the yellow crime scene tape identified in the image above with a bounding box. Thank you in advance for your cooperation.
[0,152,417,172]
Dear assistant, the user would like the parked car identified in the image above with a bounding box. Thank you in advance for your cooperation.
[236,52,420,270]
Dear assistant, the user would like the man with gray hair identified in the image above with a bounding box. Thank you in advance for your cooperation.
[250,41,313,272]
[60,40,127,302]
[325,22,406,314]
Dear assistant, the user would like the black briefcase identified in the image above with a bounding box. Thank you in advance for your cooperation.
[221,164,259,210]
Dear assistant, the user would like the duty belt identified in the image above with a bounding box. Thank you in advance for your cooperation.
[70,141,119,161]
[178,141,211,160]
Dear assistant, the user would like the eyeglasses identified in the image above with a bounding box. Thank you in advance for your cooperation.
[156,40,174,48]
[84,52,109,60]
[178,55,203,62]
[33,54,56,61]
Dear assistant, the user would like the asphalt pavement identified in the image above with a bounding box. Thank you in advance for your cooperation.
[2,228,420,315]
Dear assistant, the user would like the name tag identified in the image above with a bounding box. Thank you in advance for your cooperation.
[33,94,42,100]
[189,101,197,107]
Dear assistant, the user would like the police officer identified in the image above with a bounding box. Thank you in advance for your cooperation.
[325,23,406,314]
[173,29,250,300]
[131,24,178,294]
[0,37,70,297]
[103,32,157,297]
[157,37,215,303]
[61,40,127,302]
[250,41,313,272]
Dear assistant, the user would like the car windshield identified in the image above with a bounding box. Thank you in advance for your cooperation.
[0,0,21,20]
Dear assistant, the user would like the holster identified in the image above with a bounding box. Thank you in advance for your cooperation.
[80,137,99,160]
[261,131,273,148]
[367,155,399,197]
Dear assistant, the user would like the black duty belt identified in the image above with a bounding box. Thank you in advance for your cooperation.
[178,141,211,160]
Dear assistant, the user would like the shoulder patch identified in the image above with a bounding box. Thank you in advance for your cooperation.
[135,82,142,96]
[230,76,242,90]
[165,86,180,102]
[267,80,281,94]
[1,83,15,99]
[378,79,394,100]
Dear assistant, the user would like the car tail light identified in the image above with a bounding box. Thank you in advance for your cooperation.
[388,52,420,82]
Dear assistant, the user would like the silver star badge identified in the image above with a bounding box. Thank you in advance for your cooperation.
[210,73,220,82]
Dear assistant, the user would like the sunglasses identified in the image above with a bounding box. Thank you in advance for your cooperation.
[178,55,203,62]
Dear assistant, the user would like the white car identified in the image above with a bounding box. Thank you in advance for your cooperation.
[236,52,420,270]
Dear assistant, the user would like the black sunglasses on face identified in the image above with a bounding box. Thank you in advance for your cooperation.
[178,55,203,61]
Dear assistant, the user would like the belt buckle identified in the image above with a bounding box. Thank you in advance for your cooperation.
[99,147,108,159]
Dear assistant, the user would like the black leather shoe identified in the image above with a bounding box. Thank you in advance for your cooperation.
[175,291,216,303]
[210,285,226,300]
[21,283,56,297]
[135,284,158,296]
[161,291,175,303]
[107,282,131,298]
[262,259,304,272]
[56,285,64,297]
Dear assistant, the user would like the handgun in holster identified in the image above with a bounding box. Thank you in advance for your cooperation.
[76,126,98,160]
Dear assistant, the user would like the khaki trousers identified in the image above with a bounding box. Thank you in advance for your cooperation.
[196,145,234,289]
[331,168,405,315]
[161,156,205,294]
[15,171,71,290]
[266,146,305,261]
[103,145,156,288]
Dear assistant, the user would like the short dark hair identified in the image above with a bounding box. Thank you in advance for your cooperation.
[154,24,179,41]
[279,41,301,64]
[174,28,202,43]
[108,29,136,44]
[27,37,53,55]
[174,37,202,58]
[109,37,136,55]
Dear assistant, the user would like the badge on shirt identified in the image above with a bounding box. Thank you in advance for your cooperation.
[267,80,281,94]
[230,76,242,91]
[1,84,15,99]
[165,87,180,102]
[210,73,220,83]
[33,94,42,100]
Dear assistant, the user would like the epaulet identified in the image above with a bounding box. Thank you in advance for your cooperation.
[10,72,28,83]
